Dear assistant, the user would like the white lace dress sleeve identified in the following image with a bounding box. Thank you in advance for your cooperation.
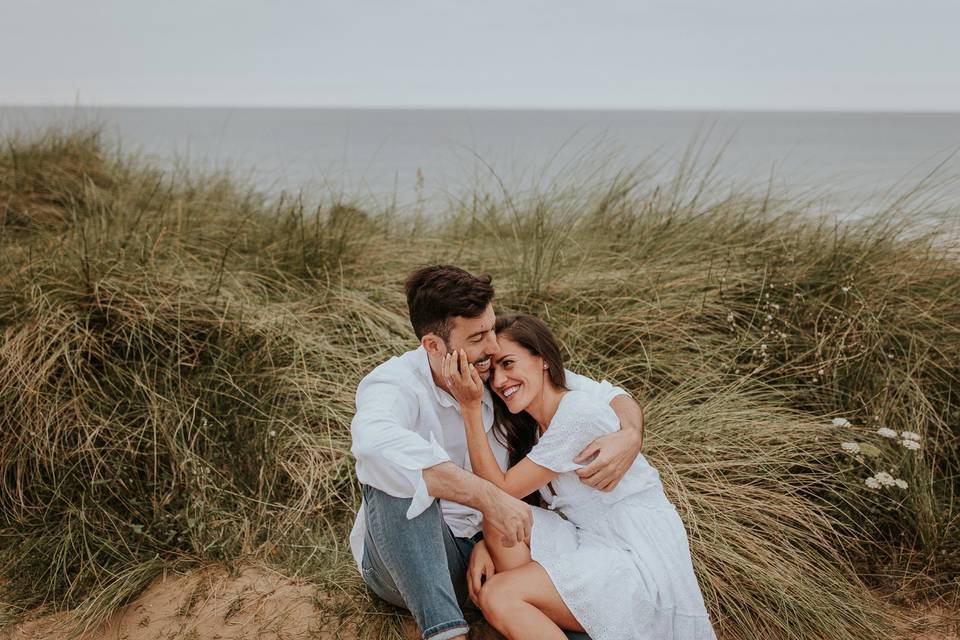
[527,392,618,473]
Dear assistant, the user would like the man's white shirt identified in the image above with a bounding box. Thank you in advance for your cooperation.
[349,345,627,569]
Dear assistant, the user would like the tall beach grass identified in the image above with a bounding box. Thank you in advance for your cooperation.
[0,127,958,638]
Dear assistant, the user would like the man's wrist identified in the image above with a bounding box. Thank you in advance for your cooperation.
[476,479,498,513]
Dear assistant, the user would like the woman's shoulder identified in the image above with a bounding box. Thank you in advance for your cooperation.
[555,390,619,432]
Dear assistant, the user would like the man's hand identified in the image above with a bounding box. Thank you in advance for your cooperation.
[574,427,643,491]
[422,463,529,546]
[479,484,532,547]
[467,539,495,606]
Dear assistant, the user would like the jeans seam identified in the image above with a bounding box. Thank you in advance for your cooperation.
[362,488,404,602]
[422,618,469,640]
[360,561,403,604]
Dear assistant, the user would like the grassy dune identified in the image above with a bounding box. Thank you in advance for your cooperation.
[0,128,958,639]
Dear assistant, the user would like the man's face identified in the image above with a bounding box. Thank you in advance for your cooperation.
[443,304,498,381]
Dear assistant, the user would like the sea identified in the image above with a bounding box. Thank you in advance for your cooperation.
[2,107,959,220]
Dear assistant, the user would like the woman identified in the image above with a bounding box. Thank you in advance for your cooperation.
[443,313,715,640]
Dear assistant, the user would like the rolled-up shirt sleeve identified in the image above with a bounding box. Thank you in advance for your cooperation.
[350,380,450,519]
[564,369,628,404]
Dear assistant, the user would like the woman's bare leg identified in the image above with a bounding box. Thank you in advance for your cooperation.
[478,561,585,640]
[483,519,532,572]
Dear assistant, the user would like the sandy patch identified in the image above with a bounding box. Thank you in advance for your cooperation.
[0,564,507,640]
[893,597,960,640]
[4,565,954,640]
[4,564,333,640]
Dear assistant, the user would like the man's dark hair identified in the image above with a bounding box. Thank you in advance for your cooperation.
[404,265,494,341]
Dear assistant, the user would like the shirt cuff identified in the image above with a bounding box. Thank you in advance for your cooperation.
[381,432,451,520]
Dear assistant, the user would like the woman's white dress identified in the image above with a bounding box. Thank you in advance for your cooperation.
[525,390,716,640]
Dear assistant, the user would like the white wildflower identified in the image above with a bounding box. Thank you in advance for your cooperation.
[864,476,881,489]
[900,431,921,441]
[874,471,896,486]
[841,442,861,454]
[876,427,898,439]
[901,439,921,451]
[841,286,850,293]
[766,314,772,321]
[269,430,277,437]
[818,368,825,376]
[894,479,908,489]
[831,417,851,427]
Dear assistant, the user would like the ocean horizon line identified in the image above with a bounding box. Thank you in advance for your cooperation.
[5,103,960,116]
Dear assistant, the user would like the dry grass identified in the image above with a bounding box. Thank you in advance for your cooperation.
[0,127,958,639]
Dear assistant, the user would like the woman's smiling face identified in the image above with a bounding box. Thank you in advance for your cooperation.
[490,335,546,414]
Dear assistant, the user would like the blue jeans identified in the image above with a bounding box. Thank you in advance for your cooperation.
[360,484,590,640]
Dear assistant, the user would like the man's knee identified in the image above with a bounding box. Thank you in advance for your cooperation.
[361,484,470,612]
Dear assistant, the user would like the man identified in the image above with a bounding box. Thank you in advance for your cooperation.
[350,265,645,640]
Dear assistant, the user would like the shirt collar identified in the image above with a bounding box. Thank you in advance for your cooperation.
[413,345,494,411]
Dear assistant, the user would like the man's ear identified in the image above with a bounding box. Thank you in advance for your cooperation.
[421,333,446,357]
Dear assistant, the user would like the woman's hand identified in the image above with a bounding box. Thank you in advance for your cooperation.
[442,348,484,409]
[467,539,495,607]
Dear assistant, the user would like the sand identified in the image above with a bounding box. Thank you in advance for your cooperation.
[3,564,334,640]
[2,563,955,640]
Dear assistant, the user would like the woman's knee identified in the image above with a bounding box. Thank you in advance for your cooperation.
[481,522,508,559]
[482,522,533,573]
[476,573,519,624]
[481,520,500,546]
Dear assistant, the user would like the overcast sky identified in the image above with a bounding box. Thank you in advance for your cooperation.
[2,0,958,110]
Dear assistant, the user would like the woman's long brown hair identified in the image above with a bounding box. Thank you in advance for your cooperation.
[490,314,568,504]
